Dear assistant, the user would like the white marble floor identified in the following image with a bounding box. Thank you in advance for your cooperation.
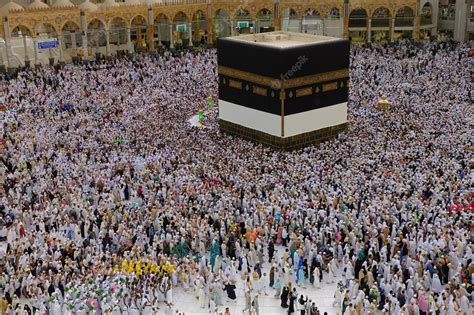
[1,244,342,315]
[171,246,341,315]
[171,283,340,315]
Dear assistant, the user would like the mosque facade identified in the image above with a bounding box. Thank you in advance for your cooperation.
[0,0,472,69]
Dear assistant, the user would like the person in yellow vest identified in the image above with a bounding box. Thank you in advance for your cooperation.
[135,260,142,277]
[0,295,8,315]
[128,259,135,274]
[121,259,129,274]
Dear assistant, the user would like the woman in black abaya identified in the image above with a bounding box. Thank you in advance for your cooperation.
[280,285,289,308]
[224,281,236,300]
[288,288,297,314]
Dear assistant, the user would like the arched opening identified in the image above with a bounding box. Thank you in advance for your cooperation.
[371,7,391,42]
[154,14,171,48]
[172,11,190,48]
[325,7,342,37]
[348,8,367,42]
[87,19,107,58]
[288,8,298,19]
[421,3,433,25]
[326,7,340,19]
[11,25,33,67]
[234,8,253,35]
[61,21,81,62]
[395,7,414,27]
[109,17,127,55]
[281,8,300,33]
[438,0,456,21]
[214,9,231,39]
[303,8,323,35]
[394,7,414,40]
[36,23,59,65]
[256,8,274,33]
[192,10,207,45]
[372,7,391,42]
[349,8,367,28]
[372,7,391,27]
[131,15,147,52]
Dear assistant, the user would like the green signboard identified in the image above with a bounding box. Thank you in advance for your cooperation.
[238,21,250,29]
[176,24,187,32]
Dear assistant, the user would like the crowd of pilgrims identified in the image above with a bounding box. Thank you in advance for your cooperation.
[0,39,472,315]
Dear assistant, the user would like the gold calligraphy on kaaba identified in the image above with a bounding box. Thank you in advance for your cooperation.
[295,87,313,97]
[228,79,242,90]
[218,66,349,90]
[253,86,267,96]
[322,82,338,92]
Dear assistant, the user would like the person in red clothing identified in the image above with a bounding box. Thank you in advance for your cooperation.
[417,290,429,315]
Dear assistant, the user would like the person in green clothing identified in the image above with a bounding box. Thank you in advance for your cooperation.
[210,239,219,272]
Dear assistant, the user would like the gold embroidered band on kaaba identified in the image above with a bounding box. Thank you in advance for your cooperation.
[218,66,349,90]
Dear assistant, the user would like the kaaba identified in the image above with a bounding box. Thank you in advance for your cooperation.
[217,31,350,150]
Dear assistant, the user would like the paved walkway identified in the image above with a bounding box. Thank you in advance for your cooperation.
[173,245,341,315]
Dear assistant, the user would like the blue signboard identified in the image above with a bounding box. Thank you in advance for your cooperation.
[38,40,59,49]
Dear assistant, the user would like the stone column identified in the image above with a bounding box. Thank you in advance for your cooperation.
[33,37,39,65]
[105,30,111,57]
[321,17,325,36]
[413,16,420,40]
[71,32,77,57]
[367,18,372,43]
[136,26,142,50]
[3,17,13,69]
[82,32,89,60]
[94,31,100,57]
[193,19,201,42]
[58,33,65,63]
[126,27,133,53]
[343,16,349,38]
[273,0,280,31]
[169,24,174,49]
[80,10,88,60]
[187,23,193,46]
[206,0,213,44]
[157,24,162,47]
[453,0,468,41]
[390,18,395,42]
[22,34,29,65]
[206,0,216,45]
[206,18,213,44]
[230,19,235,36]
[147,7,154,51]
[343,0,349,38]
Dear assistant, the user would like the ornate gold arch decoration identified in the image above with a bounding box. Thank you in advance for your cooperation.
[394,5,416,16]
[192,9,207,20]
[109,16,129,29]
[154,12,172,23]
[172,10,190,22]
[279,6,302,19]
[35,22,58,37]
[231,6,252,20]
[10,24,34,36]
[60,20,81,33]
[212,7,231,19]
[371,6,392,19]
[130,14,147,26]
[87,18,107,31]
[348,7,368,17]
